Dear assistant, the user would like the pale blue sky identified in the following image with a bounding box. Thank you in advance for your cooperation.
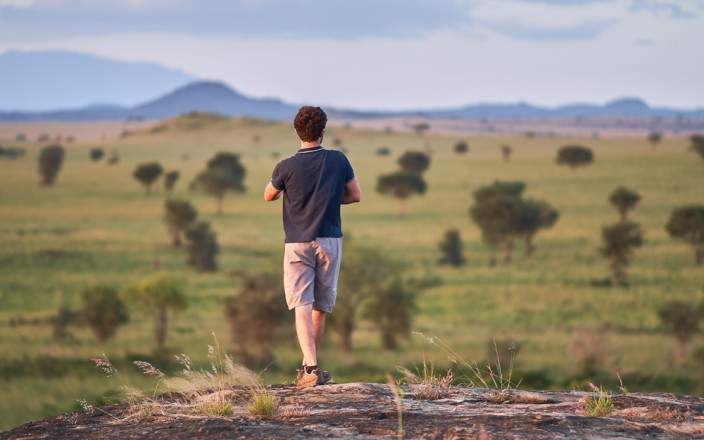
[1,0,702,110]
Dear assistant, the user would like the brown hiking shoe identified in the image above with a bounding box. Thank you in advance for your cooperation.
[295,368,318,389]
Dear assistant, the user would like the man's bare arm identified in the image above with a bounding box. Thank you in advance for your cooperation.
[264,182,282,201]
[341,178,361,205]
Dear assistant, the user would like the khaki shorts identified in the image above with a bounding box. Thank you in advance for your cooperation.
[283,237,342,313]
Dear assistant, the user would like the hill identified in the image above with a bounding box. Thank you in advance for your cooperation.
[1,383,702,439]
[0,49,194,111]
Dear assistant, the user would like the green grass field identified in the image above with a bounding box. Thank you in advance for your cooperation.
[1,115,703,430]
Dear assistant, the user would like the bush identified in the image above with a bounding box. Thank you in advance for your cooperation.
[666,205,704,265]
[689,135,704,161]
[658,300,703,365]
[90,147,104,161]
[501,145,512,162]
[376,147,391,156]
[164,170,180,192]
[362,278,418,350]
[185,221,219,271]
[438,229,465,266]
[38,144,65,186]
[600,221,643,285]
[224,273,288,364]
[81,285,129,342]
[164,199,198,247]
[376,171,427,214]
[556,145,594,169]
[454,141,469,154]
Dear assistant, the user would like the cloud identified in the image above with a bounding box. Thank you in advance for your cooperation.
[628,0,700,19]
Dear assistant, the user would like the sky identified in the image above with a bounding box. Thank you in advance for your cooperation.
[0,0,703,110]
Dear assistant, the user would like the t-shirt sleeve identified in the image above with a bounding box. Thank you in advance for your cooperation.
[342,154,355,183]
[271,161,286,190]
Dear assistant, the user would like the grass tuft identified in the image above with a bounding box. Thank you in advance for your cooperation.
[247,392,278,417]
[584,385,613,417]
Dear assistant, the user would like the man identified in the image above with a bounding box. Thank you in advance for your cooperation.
[264,106,361,389]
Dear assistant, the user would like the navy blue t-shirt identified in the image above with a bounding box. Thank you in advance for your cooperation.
[271,146,354,243]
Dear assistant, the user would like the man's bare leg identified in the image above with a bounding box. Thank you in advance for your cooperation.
[295,304,317,367]
[312,309,326,352]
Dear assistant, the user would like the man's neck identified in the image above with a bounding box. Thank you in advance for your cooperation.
[300,140,322,149]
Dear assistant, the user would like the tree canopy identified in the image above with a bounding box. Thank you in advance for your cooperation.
[556,145,594,169]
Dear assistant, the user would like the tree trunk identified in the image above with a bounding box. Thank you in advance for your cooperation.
[171,230,181,247]
[524,234,536,257]
[675,339,689,366]
[155,306,168,349]
[341,329,352,352]
[381,331,397,350]
[612,259,626,286]
[619,210,627,222]
[502,239,513,265]
[146,184,152,195]
[217,196,224,215]
[694,244,704,266]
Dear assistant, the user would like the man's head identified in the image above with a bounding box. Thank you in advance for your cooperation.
[294,106,327,142]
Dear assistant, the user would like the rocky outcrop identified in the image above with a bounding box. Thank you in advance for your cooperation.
[3,383,703,439]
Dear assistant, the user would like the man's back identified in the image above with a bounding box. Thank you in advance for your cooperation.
[271,146,354,243]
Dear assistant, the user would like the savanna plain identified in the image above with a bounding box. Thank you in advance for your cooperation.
[1,115,702,430]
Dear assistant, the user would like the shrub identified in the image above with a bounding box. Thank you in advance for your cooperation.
[38,144,65,186]
[438,229,465,266]
[600,221,643,285]
[15,133,27,142]
[376,147,391,156]
[333,244,404,351]
[191,152,246,214]
[516,199,559,257]
[689,135,704,161]
[647,132,662,147]
[89,147,104,161]
[133,162,163,194]
[224,273,288,364]
[164,170,180,192]
[107,150,120,165]
[501,145,512,162]
[556,145,594,169]
[609,186,641,221]
[658,300,703,365]
[185,221,219,271]
[412,122,430,136]
[125,274,188,350]
[81,285,129,342]
[666,205,704,265]
[362,278,418,350]
[454,141,469,154]
[398,151,431,174]
[164,199,197,247]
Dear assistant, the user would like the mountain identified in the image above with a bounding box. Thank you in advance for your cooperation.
[131,81,298,119]
[430,97,703,119]
[0,49,194,111]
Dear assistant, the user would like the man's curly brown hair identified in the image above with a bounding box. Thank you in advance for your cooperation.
[294,106,327,142]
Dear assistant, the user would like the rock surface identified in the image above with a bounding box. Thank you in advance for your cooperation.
[2,383,704,439]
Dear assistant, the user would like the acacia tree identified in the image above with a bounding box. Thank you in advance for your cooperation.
[164,170,180,192]
[501,145,512,162]
[376,171,427,214]
[556,145,594,169]
[164,199,197,247]
[517,199,560,257]
[332,244,403,351]
[362,278,418,350]
[398,151,431,174]
[81,285,129,341]
[658,300,703,365]
[185,221,219,271]
[125,274,187,350]
[600,221,643,285]
[133,162,163,194]
[191,152,246,214]
[438,229,465,266]
[38,144,65,186]
[469,181,526,265]
[689,135,704,161]
[412,122,430,136]
[666,205,704,265]
[609,186,641,221]
[224,273,289,364]
[454,141,469,155]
